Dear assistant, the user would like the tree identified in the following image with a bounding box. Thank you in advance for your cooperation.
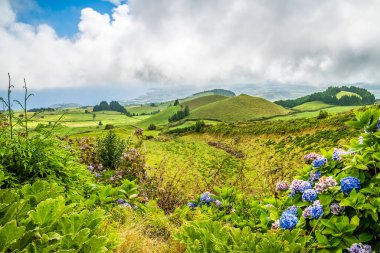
[173,99,179,106]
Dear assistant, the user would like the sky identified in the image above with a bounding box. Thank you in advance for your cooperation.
[1,0,380,106]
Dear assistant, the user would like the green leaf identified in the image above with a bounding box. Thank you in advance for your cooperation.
[0,220,25,252]
[29,197,68,228]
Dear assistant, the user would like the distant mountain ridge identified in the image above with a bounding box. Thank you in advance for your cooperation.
[275,86,375,108]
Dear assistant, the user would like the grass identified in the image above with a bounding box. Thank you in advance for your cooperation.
[126,104,168,115]
[270,106,361,120]
[336,91,362,99]
[181,95,228,110]
[188,94,290,122]
[293,101,332,111]
[137,106,181,128]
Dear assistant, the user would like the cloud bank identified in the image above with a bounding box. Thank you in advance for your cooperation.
[1,0,380,90]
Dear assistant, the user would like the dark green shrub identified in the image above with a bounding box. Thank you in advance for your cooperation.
[104,124,114,130]
[317,110,328,119]
[195,120,206,132]
[97,130,126,169]
[148,124,157,130]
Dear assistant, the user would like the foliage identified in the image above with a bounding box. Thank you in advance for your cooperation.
[96,130,127,169]
[148,123,157,130]
[93,101,132,116]
[168,105,190,122]
[276,86,375,108]
[317,110,328,119]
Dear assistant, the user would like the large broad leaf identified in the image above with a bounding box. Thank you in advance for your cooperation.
[82,236,108,253]
[29,197,69,228]
[0,220,25,252]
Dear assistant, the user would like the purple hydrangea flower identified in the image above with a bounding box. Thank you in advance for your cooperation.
[330,203,345,215]
[279,212,298,230]
[116,198,126,204]
[332,148,348,161]
[312,156,328,168]
[315,176,337,193]
[304,152,320,164]
[290,180,312,195]
[214,200,222,207]
[187,202,197,208]
[275,180,289,191]
[309,171,321,182]
[340,176,361,195]
[284,206,299,217]
[348,243,372,253]
[87,165,94,171]
[200,192,213,203]
[302,189,318,202]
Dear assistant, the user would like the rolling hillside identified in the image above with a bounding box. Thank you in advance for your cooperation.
[336,90,362,99]
[293,101,332,111]
[181,95,228,110]
[188,94,290,121]
[137,105,180,127]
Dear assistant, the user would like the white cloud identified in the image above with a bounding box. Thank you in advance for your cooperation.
[1,0,380,90]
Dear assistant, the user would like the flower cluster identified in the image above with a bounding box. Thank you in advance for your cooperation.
[187,202,197,208]
[200,192,213,203]
[302,201,324,219]
[116,198,131,208]
[279,212,298,230]
[332,148,348,161]
[340,176,361,195]
[348,243,372,253]
[314,176,337,193]
[275,180,289,191]
[330,203,345,215]
[188,192,222,208]
[284,206,299,217]
[88,164,106,178]
[302,189,318,202]
[290,180,312,196]
[304,152,320,164]
[309,171,321,182]
[312,156,328,168]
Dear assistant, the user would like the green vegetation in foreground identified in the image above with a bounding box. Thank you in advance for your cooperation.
[336,90,362,99]
[189,94,290,121]
[181,95,228,110]
[293,101,332,111]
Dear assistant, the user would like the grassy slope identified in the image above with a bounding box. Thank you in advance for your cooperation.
[271,106,361,120]
[137,106,181,128]
[336,91,362,99]
[293,101,332,111]
[181,95,228,110]
[189,94,290,121]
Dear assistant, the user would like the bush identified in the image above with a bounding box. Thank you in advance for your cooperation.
[195,120,206,132]
[147,124,157,130]
[97,130,126,169]
[317,110,328,119]
[104,124,114,130]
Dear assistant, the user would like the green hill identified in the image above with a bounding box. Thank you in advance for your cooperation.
[293,101,332,111]
[276,86,375,108]
[189,94,290,122]
[181,95,228,110]
[137,105,180,128]
[180,89,235,103]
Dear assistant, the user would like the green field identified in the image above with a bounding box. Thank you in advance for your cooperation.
[181,95,228,110]
[293,101,332,111]
[336,90,362,99]
[189,94,290,121]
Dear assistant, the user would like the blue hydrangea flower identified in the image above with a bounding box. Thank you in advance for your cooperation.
[116,198,126,204]
[312,157,328,168]
[348,243,372,253]
[309,171,321,182]
[302,189,318,202]
[279,212,298,230]
[332,148,348,161]
[303,202,324,219]
[200,192,213,203]
[340,176,361,195]
[187,202,197,208]
[284,206,299,217]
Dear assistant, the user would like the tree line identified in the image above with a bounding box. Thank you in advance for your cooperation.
[275,86,376,108]
[93,101,132,116]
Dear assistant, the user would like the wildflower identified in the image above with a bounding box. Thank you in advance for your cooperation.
[284,206,299,217]
[312,156,328,168]
[315,176,337,193]
[302,189,318,202]
[341,176,361,195]
[290,180,312,195]
[200,192,213,203]
[309,171,321,182]
[187,202,197,208]
[279,212,298,230]
[348,243,372,253]
[330,203,345,215]
[87,165,94,171]
[271,220,280,230]
[275,180,289,191]
[303,204,323,219]
[304,152,320,164]
[358,136,364,145]
[116,198,126,204]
